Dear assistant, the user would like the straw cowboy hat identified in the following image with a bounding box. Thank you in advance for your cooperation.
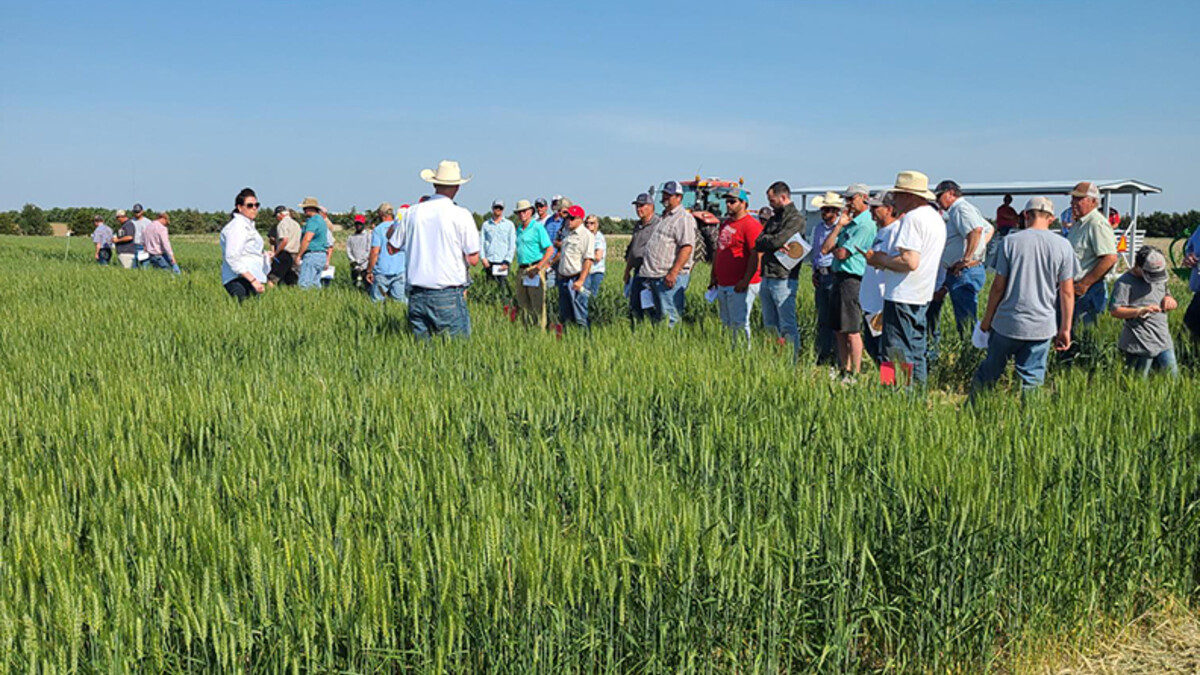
[811,191,846,210]
[420,160,472,186]
[890,171,936,201]
[512,199,534,213]
[298,196,322,210]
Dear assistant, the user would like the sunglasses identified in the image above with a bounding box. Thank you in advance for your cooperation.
[244,202,260,209]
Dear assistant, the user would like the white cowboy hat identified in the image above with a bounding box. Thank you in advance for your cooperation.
[811,191,846,210]
[890,171,936,201]
[512,199,534,213]
[420,160,472,186]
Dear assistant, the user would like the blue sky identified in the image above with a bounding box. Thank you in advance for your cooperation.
[2,0,1197,217]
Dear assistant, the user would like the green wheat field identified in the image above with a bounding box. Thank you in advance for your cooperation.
[1,234,1197,673]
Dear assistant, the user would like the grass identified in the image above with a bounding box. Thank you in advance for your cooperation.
[0,234,1197,673]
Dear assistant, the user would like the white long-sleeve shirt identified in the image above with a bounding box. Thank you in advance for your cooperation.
[220,213,268,285]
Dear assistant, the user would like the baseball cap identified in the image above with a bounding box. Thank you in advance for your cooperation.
[535,197,548,208]
[566,205,585,220]
[273,205,289,216]
[866,191,893,207]
[631,193,654,206]
[661,180,684,196]
[1070,181,1101,199]
[557,197,574,210]
[93,214,103,222]
[551,194,563,205]
[376,202,393,215]
[933,180,960,195]
[842,183,870,198]
[131,203,145,213]
[353,214,367,224]
[723,189,749,203]
[1022,196,1055,215]
[1136,246,1168,282]
[115,209,127,217]
[491,199,504,210]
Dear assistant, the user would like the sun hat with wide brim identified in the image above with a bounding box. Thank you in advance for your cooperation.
[298,196,322,210]
[512,199,534,213]
[811,191,846,210]
[420,160,472,186]
[890,171,936,201]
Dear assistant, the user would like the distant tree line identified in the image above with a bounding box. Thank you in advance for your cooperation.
[0,204,642,236]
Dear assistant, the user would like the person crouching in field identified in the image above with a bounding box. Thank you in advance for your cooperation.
[584,214,606,297]
[556,205,596,331]
[143,211,180,273]
[709,189,763,348]
[1110,246,1178,377]
[91,215,113,265]
[971,197,1077,394]
[220,188,269,300]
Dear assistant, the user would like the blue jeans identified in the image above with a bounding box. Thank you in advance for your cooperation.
[557,276,592,330]
[1075,281,1108,326]
[812,271,836,363]
[629,276,651,325]
[882,300,929,386]
[408,287,470,339]
[298,251,326,289]
[1123,349,1178,377]
[761,277,800,358]
[928,265,986,361]
[584,272,604,297]
[717,284,760,348]
[972,331,1052,392]
[371,272,407,303]
[146,254,173,270]
[649,273,690,328]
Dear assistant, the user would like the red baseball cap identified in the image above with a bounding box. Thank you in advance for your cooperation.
[353,214,367,224]
[566,205,585,220]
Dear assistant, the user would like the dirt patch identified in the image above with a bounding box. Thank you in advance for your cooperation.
[1027,598,1200,674]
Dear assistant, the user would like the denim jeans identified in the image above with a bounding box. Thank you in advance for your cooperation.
[557,276,592,330]
[882,300,929,386]
[371,273,407,303]
[146,254,173,271]
[928,264,985,361]
[761,277,800,358]
[298,251,327,289]
[1075,281,1108,326]
[971,331,1052,393]
[1123,349,1178,377]
[408,286,470,339]
[628,276,651,326]
[717,283,760,348]
[812,272,836,364]
[584,272,605,297]
[649,273,690,328]
[97,248,112,265]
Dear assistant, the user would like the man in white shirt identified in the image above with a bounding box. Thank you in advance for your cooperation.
[131,203,153,268]
[389,160,480,338]
[865,171,946,386]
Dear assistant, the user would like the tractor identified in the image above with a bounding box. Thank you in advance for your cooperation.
[657,177,745,263]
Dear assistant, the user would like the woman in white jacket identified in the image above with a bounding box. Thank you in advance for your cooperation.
[220,187,270,300]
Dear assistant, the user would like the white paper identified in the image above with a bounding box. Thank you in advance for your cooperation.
[971,323,990,349]
[639,288,655,309]
[773,232,812,271]
[320,266,335,280]
[491,265,508,277]
[704,288,719,304]
[865,312,883,337]
[521,273,541,288]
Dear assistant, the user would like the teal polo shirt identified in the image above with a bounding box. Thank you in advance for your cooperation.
[515,221,552,265]
[832,209,875,276]
[302,215,329,253]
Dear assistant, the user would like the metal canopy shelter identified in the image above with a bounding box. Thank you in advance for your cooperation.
[790,179,1162,269]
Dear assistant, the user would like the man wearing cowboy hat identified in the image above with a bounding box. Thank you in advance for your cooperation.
[295,197,331,289]
[810,190,848,365]
[1066,181,1118,327]
[972,197,1078,394]
[392,160,480,338]
[864,171,946,386]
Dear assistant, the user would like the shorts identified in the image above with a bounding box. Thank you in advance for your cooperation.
[831,273,863,333]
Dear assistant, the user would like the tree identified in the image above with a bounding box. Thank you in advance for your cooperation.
[18,203,49,236]
[0,212,18,235]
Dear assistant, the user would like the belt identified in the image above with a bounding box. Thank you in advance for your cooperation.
[410,284,466,293]
[835,272,862,280]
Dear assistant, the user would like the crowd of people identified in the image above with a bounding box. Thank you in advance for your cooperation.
[87,160,1196,392]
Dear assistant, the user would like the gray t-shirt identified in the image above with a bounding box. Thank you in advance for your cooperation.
[1110,271,1173,356]
[941,198,990,267]
[991,229,1079,341]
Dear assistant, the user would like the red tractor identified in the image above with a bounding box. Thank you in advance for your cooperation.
[658,177,745,263]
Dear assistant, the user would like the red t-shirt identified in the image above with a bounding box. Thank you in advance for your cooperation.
[714,214,764,287]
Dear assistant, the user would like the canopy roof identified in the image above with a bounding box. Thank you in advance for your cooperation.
[791,179,1161,198]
